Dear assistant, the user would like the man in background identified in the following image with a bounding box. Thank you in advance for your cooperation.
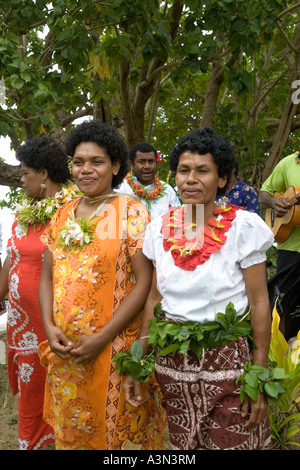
[117,142,180,220]
[259,151,300,339]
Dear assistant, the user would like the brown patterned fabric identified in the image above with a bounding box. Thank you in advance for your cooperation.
[155,337,271,450]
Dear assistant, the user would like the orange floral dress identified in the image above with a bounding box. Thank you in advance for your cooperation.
[38,195,166,450]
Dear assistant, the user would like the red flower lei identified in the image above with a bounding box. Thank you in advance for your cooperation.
[126,171,166,203]
[161,204,242,271]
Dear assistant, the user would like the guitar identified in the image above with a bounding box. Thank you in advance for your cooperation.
[265,186,300,242]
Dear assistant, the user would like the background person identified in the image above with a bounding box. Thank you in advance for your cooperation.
[259,151,300,340]
[38,120,165,450]
[116,142,180,219]
[124,127,274,450]
[0,136,73,450]
[216,160,259,213]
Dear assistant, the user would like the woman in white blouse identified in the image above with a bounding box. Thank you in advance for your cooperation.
[123,127,274,450]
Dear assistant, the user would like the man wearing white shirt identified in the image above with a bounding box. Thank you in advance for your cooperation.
[116,142,180,220]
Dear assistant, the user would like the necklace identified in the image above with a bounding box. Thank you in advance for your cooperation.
[126,171,166,203]
[161,204,239,271]
[15,184,79,236]
[55,193,115,252]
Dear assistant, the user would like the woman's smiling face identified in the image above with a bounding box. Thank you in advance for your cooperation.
[175,151,227,207]
[72,141,120,198]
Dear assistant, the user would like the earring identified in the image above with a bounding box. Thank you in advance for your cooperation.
[39,182,46,198]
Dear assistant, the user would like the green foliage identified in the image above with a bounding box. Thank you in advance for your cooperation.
[0,0,298,190]
[267,307,300,449]
[0,187,23,210]
[113,340,156,382]
[148,302,252,358]
[238,362,288,403]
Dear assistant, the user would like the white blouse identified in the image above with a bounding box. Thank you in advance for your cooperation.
[143,209,274,323]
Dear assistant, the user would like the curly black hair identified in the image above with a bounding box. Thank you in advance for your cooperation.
[16,136,71,184]
[170,127,236,195]
[129,142,157,163]
[66,120,129,189]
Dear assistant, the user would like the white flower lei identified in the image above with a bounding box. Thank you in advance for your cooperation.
[57,215,95,250]
[15,184,80,235]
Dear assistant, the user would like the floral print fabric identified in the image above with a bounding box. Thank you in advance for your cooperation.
[38,195,166,450]
[6,220,55,450]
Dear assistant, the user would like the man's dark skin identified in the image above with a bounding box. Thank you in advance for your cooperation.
[259,190,300,217]
[130,151,157,186]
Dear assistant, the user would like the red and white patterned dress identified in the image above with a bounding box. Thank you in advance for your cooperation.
[6,220,55,450]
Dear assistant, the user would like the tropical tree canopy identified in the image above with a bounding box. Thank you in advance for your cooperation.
[0,0,300,192]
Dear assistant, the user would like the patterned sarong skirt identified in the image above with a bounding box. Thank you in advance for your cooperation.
[155,337,271,450]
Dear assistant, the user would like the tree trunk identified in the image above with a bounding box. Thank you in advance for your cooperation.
[261,19,300,181]
[0,162,21,187]
[200,57,224,128]
[261,89,299,182]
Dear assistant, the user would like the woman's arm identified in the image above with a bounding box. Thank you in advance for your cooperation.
[123,267,162,407]
[39,247,73,358]
[70,250,154,365]
[0,257,10,304]
[135,267,162,354]
[241,261,271,429]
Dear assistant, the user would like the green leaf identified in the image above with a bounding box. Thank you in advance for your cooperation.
[245,384,258,401]
[130,340,143,362]
[245,370,258,388]
[264,381,279,399]
[10,74,24,90]
[160,343,180,356]
[153,302,162,319]
[257,368,270,382]
[127,361,142,379]
[271,367,289,380]
[179,340,190,354]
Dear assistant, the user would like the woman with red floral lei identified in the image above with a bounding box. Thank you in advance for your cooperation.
[124,127,274,450]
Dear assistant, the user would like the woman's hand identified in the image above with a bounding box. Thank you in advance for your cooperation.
[46,324,74,359]
[70,333,106,365]
[241,389,268,429]
[123,374,143,407]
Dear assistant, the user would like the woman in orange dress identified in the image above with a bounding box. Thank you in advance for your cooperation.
[0,136,73,450]
[38,120,166,450]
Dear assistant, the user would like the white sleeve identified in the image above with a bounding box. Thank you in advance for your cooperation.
[165,184,180,206]
[142,218,162,267]
[235,211,274,269]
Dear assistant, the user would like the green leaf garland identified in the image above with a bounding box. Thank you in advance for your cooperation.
[113,340,156,383]
[238,362,288,403]
[148,301,253,357]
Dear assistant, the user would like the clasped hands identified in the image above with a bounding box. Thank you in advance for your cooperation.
[47,325,104,365]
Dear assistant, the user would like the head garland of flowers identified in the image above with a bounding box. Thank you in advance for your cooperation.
[126,171,166,203]
[15,184,80,236]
